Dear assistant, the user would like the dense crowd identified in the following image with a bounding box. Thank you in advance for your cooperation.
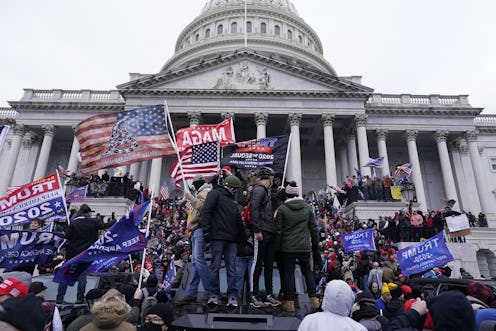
[0,166,494,331]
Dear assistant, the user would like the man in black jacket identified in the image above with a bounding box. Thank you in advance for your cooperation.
[201,175,244,307]
[56,204,115,303]
[249,167,280,307]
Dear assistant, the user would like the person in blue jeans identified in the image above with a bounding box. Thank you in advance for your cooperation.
[201,175,245,307]
[177,175,212,304]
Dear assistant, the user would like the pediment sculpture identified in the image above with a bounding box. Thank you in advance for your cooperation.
[213,61,271,90]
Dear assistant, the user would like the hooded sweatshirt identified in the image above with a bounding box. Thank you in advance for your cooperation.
[297,280,367,331]
[427,290,475,331]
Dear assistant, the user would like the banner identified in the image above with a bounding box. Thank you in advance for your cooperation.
[0,230,64,269]
[75,105,175,175]
[175,118,235,152]
[65,185,88,203]
[341,228,376,253]
[446,214,471,237]
[0,173,67,229]
[396,232,454,276]
[364,156,384,168]
[221,135,289,173]
[53,200,150,286]
[391,186,403,200]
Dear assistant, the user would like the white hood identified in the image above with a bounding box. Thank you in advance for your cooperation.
[322,280,355,316]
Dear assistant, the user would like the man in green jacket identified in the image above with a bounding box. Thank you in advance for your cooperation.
[275,182,320,313]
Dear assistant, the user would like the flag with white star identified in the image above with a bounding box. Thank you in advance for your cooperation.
[75,105,175,175]
[170,141,220,186]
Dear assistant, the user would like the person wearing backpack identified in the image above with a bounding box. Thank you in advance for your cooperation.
[140,275,159,321]
[249,167,280,308]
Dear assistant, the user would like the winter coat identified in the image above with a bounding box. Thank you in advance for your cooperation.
[427,290,475,331]
[200,186,244,243]
[297,280,367,331]
[275,197,318,253]
[80,311,136,331]
[65,215,113,259]
[188,183,212,233]
[250,184,275,234]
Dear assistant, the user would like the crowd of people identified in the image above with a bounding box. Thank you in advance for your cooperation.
[1,165,495,331]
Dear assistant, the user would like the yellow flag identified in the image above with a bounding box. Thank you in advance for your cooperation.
[391,186,403,200]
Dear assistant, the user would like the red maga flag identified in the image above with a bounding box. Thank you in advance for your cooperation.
[175,118,235,152]
[75,105,175,174]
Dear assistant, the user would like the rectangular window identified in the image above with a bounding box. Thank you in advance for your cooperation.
[489,157,496,172]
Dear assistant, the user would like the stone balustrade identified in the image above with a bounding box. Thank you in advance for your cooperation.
[21,89,124,102]
[0,108,19,119]
[474,115,496,126]
[367,93,470,106]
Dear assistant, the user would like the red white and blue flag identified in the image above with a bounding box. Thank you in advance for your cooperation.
[170,141,220,186]
[364,156,384,168]
[160,185,170,200]
[65,185,88,203]
[53,200,150,286]
[0,173,67,229]
[395,163,413,176]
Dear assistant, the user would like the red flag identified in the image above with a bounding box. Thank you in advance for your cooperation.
[175,118,235,152]
[170,142,220,186]
[75,105,175,174]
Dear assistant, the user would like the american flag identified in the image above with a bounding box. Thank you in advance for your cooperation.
[337,199,347,220]
[170,141,220,186]
[160,185,170,200]
[395,163,412,177]
[74,105,175,175]
[57,162,70,179]
[440,198,456,208]
[184,199,193,211]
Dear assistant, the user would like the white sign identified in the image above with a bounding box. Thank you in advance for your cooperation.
[446,214,470,232]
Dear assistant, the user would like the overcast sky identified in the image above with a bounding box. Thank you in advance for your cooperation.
[1,0,495,113]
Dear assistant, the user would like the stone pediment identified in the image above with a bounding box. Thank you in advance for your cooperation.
[117,50,372,95]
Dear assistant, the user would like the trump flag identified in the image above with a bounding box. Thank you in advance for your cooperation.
[53,200,150,285]
[75,105,175,174]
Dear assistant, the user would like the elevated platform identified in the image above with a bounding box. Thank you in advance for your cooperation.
[344,201,420,221]
[69,197,134,218]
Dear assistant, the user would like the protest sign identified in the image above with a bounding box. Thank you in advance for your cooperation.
[0,230,64,268]
[446,214,471,237]
[65,185,88,203]
[396,232,454,276]
[0,173,67,229]
[342,228,376,253]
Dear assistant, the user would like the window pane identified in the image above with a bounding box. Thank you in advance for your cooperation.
[261,22,266,33]
[275,25,280,35]
[205,28,210,38]
[246,21,252,32]
[288,30,292,39]
[231,22,237,33]
[217,24,223,35]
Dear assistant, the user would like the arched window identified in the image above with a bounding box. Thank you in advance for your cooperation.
[287,29,293,40]
[231,22,237,33]
[298,35,303,43]
[205,28,211,38]
[195,33,200,41]
[261,22,267,33]
[246,21,252,32]
[274,25,280,35]
[217,24,224,35]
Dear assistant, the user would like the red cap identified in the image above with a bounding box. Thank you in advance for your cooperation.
[0,278,28,298]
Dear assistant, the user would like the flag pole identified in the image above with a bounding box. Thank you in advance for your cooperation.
[56,171,71,225]
[164,101,188,192]
[137,195,154,289]
[244,0,248,48]
[281,133,292,187]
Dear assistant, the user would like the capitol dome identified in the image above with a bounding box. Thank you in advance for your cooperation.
[160,0,337,75]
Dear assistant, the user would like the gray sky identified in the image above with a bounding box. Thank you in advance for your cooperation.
[1,0,495,113]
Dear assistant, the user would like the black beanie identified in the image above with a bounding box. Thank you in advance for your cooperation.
[0,294,46,331]
[146,303,174,327]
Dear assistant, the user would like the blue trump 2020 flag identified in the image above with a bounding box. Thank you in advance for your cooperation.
[342,228,376,253]
[396,231,454,276]
[54,200,150,286]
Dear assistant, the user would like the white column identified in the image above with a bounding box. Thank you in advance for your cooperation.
[33,124,56,180]
[376,129,391,177]
[466,130,493,214]
[434,130,459,209]
[67,126,80,175]
[140,160,150,187]
[0,125,25,196]
[255,112,268,139]
[148,157,162,198]
[129,163,140,181]
[355,114,371,177]
[338,144,349,183]
[321,113,337,187]
[404,129,427,210]
[288,113,302,194]
[457,141,481,213]
[347,129,359,177]
[187,111,201,127]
